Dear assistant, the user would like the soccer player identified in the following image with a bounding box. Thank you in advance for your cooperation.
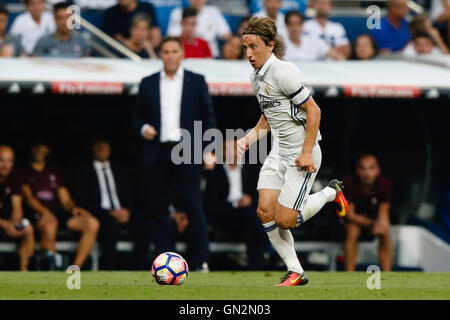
[238,17,348,286]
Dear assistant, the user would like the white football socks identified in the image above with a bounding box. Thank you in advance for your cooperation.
[263,221,304,274]
[297,186,336,227]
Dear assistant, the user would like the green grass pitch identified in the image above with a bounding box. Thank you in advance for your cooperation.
[0,271,448,300]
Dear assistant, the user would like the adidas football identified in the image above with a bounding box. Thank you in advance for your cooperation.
[151,252,189,285]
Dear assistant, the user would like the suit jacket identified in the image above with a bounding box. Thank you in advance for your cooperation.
[203,164,259,216]
[74,162,134,217]
[133,69,216,166]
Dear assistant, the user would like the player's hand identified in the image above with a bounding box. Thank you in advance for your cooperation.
[143,125,158,141]
[235,137,249,163]
[72,206,90,217]
[174,212,189,233]
[237,194,252,208]
[109,208,130,224]
[372,219,389,235]
[203,152,216,170]
[295,152,316,173]
[1,220,25,238]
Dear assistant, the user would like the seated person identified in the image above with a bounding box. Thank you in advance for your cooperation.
[405,15,449,55]
[283,10,345,61]
[370,0,410,54]
[0,145,35,271]
[180,7,212,59]
[351,34,378,60]
[9,0,56,55]
[167,0,231,58]
[302,0,351,58]
[33,1,90,58]
[429,0,450,45]
[403,32,447,57]
[21,141,99,269]
[74,137,132,270]
[121,13,157,59]
[343,153,392,271]
[103,0,161,48]
[222,35,243,60]
[203,139,269,270]
[0,3,24,57]
[253,0,288,40]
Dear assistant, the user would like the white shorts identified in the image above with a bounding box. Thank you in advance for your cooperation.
[257,143,322,211]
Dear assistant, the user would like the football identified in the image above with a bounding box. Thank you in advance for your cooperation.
[151,252,189,285]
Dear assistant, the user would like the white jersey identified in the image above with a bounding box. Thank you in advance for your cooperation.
[250,54,321,161]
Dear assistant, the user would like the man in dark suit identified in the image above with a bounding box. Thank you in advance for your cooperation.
[74,137,133,270]
[203,139,269,270]
[133,36,216,272]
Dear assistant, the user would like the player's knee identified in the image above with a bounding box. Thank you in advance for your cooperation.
[86,216,100,234]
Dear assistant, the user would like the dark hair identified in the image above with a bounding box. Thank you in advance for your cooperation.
[53,1,71,14]
[182,7,197,20]
[25,0,45,4]
[0,3,9,16]
[91,135,111,148]
[242,16,284,58]
[160,35,183,50]
[285,10,304,25]
[411,31,435,44]
[351,33,378,60]
[131,12,151,28]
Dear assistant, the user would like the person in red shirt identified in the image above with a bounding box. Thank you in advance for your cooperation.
[179,7,212,59]
[343,153,393,271]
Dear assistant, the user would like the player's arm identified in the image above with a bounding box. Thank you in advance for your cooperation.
[346,202,374,227]
[296,96,321,172]
[10,194,24,223]
[372,202,390,235]
[236,114,270,160]
[57,186,90,216]
[21,184,53,217]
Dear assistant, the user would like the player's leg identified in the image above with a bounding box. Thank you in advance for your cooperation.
[258,189,304,274]
[36,213,58,252]
[67,214,100,268]
[376,225,392,271]
[344,222,361,271]
[18,224,35,271]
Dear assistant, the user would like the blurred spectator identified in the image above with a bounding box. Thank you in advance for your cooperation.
[221,35,243,59]
[302,0,351,58]
[237,16,251,36]
[0,3,24,57]
[203,139,269,270]
[343,154,392,272]
[283,10,345,61]
[103,0,161,49]
[75,0,117,9]
[167,0,231,58]
[429,0,450,44]
[21,141,99,269]
[74,138,132,270]
[121,13,157,59]
[0,145,34,271]
[180,7,212,59]
[133,36,216,272]
[403,32,447,57]
[406,14,449,55]
[32,1,90,58]
[248,0,307,15]
[253,0,288,40]
[370,0,410,54]
[351,34,378,60]
[9,0,56,55]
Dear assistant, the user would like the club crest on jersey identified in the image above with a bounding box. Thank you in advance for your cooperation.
[265,83,271,95]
